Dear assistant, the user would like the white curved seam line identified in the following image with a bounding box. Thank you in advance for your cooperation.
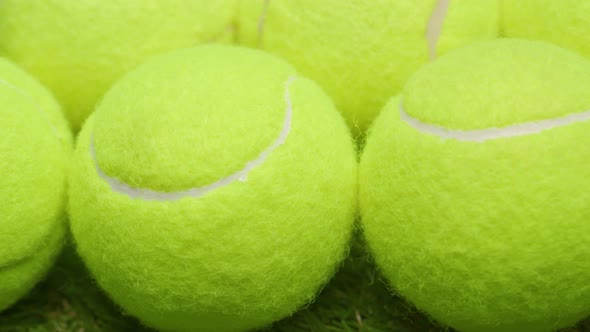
[400,101,590,142]
[91,76,297,201]
[0,79,62,140]
[257,0,271,48]
[426,0,450,60]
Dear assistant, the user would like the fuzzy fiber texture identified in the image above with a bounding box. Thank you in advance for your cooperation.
[360,39,590,332]
[69,45,358,332]
[237,0,498,134]
[0,0,237,131]
[0,57,71,312]
[502,1,590,60]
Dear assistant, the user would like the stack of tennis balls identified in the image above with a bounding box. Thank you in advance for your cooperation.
[237,0,499,133]
[360,39,590,332]
[68,45,357,331]
[0,58,71,311]
[0,0,237,131]
[502,1,590,59]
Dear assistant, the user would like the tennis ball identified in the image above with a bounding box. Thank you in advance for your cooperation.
[0,57,71,311]
[502,1,590,59]
[0,0,237,131]
[69,45,357,332]
[237,0,499,134]
[360,39,590,332]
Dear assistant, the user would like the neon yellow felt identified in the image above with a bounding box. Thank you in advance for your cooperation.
[0,0,237,131]
[403,38,590,129]
[360,39,590,332]
[502,1,590,60]
[0,58,72,140]
[237,0,498,134]
[94,47,294,192]
[0,58,70,311]
[69,45,357,332]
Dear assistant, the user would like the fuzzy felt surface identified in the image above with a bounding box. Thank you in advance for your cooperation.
[0,0,237,131]
[360,40,590,332]
[69,45,357,332]
[502,1,590,60]
[237,0,499,134]
[0,58,70,312]
[0,222,66,312]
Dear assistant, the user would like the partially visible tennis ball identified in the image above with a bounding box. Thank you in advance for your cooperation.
[69,45,357,332]
[238,0,499,134]
[360,39,590,332]
[502,1,590,59]
[0,58,71,311]
[0,0,237,131]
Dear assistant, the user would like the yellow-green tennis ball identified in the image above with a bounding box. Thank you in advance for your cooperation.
[360,39,590,332]
[502,1,590,60]
[0,0,237,131]
[69,45,357,332]
[0,57,71,311]
[237,0,499,134]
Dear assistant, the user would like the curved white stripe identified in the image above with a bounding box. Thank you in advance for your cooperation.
[400,101,590,142]
[92,76,297,201]
[426,0,450,60]
[0,79,62,140]
[257,0,271,48]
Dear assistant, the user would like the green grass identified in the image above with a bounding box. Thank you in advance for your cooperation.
[1,233,589,332]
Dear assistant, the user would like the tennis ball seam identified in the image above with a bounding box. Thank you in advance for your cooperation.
[400,100,590,142]
[91,76,297,201]
[0,78,63,142]
[0,215,65,270]
[255,0,450,58]
[426,0,450,60]
[255,0,271,48]
[0,76,67,268]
